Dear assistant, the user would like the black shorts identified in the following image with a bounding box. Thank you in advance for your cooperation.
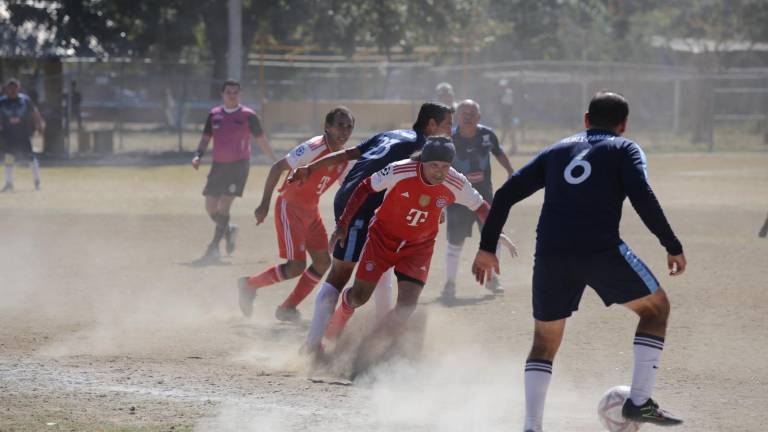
[445,182,493,245]
[332,214,372,262]
[1,138,33,157]
[532,242,660,321]
[203,159,250,197]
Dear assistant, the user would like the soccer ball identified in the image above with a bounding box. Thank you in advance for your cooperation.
[597,385,643,432]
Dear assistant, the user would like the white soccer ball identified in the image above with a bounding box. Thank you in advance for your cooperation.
[597,385,643,432]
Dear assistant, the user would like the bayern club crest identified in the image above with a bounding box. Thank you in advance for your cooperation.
[435,197,448,208]
[295,145,306,156]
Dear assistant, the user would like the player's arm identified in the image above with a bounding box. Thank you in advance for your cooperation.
[333,164,392,246]
[248,113,277,162]
[490,132,514,176]
[288,147,362,184]
[472,152,547,283]
[621,143,686,276]
[253,158,291,225]
[192,114,213,170]
[31,105,45,134]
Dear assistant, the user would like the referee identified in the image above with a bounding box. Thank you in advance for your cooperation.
[192,79,277,263]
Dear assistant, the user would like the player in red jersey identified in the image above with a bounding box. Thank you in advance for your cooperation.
[238,107,355,321]
[192,79,277,263]
[323,136,516,346]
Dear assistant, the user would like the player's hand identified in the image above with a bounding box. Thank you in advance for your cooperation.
[472,249,500,285]
[331,224,349,249]
[288,166,310,184]
[499,234,518,257]
[668,253,686,276]
[254,204,269,225]
[191,156,201,170]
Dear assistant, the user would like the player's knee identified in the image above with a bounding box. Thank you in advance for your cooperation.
[348,286,374,308]
[310,254,331,275]
[639,289,670,325]
[283,260,306,278]
[327,261,354,288]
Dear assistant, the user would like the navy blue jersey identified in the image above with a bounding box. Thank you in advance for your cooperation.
[480,129,682,256]
[333,129,425,219]
[0,94,36,143]
[451,124,502,190]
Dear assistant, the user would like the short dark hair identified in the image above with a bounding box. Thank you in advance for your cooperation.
[5,77,20,87]
[221,79,241,92]
[587,91,629,129]
[325,106,354,126]
[412,102,454,134]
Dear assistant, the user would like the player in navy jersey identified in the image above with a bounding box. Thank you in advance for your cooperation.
[473,92,686,430]
[0,79,45,192]
[441,100,515,304]
[288,102,454,356]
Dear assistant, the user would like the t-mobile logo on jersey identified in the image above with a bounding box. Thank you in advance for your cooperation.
[406,209,429,226]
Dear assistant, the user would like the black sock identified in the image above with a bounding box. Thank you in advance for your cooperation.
[211,213,230,246]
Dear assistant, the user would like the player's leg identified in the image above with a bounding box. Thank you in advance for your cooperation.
[2,152,14,191]
[215,194,237,252]
[372,268,394,320]
[305,258,356,352]
[30,153,41,190]
[324,277,378,340]
[199,195,222,259]
[441,204,470,303]
[587,243,681,425]
[276,248,330,321]
[759,212,768,238]
[524,318,565,432]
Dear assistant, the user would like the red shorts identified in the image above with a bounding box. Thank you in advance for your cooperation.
[274,196,328,261]
[356,228,435,285]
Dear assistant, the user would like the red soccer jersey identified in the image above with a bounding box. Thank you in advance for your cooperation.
[278,135,349,208]
[365,159,484,243]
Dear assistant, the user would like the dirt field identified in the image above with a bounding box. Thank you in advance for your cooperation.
[1,152,766,431]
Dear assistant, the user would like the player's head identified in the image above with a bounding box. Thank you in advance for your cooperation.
[5,78,20,98]
[418,136,455,185]
[413,102,454,137]
[220,79,242,107]
[456,99,481,129]
[435,82,455,106]
[324,106,355,149]
[585,91,629,134]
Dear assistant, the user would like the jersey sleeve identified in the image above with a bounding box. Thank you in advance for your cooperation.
[202,113,213,139]
[621,142,683,255]
[488,130,503,156]
[369,163,398,192]
[452,172,485,210]
[284,141,315,169]
[248,112,264,137]
[479,149,547,253]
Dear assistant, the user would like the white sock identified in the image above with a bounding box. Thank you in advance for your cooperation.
[630,333,664,406]
[306,282,340,349]
[445,242,462,283]
[524,359,553,432]
[4,163,13,185]
[31,157,41,183]
[373,268,394,320]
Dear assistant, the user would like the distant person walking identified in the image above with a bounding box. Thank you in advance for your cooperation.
[0,78,45,192]
[192,79,277,263]
[759,212,768,238]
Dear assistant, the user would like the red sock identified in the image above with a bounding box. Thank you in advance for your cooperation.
[324,291,355,340]
[281,268,322,308]
[247,265,284,289]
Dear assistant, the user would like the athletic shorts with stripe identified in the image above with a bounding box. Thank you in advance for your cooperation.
[274,195,329,261]
[532,241,660,321]
[332,197,379,262]
[355,226,434,286]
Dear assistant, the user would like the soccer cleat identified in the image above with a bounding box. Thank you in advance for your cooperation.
[199,244,220,263]
[438,281,456,305]
[622,398,683,426]
[275,305,301,322]
[1,183,13,192]
[224,224,239,255]
[238,277,256,317]
[485,274,504,294]
[759,223,768,238]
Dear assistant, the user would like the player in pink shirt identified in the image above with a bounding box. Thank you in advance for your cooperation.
[192,79,277,263]
[323,137,515,363]
[238,107,355,322]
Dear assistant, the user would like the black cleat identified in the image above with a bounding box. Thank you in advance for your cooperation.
[275,305,301,322]
[225,225,239,254]
[622,398,683,426]
[238,277,256,317]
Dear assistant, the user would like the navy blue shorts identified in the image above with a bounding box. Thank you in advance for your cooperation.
[332,190,383,262]
[532,242,660,321]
